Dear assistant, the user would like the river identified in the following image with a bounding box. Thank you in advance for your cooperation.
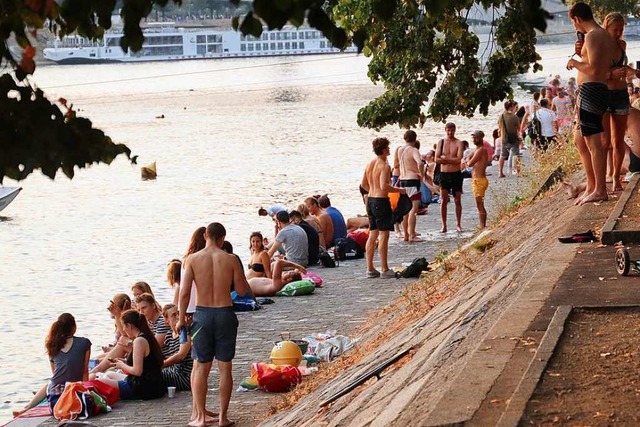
[1,42,639,422]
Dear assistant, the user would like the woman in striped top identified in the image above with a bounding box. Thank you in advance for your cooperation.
[161,304,193,391]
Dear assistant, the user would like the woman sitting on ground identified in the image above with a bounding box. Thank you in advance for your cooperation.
[160,304,193,391]
[97,293,132,357]
[13,313,91,416]
[166,259,182,305]
[247,259,306,296]
[135,293,171,355]
[97,310,165,400]
[246,231,272,280]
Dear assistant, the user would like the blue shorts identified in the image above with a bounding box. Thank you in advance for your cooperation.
[118,379,138,400]
[191,306,238,363]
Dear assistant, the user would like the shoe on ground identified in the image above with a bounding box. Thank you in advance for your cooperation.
[366,269,381,278]
[380,270,397,279]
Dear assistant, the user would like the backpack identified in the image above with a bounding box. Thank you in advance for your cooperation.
[401,257,429,278]
[53,382,92,421]
[318,247,337,268]
[334,237,365,261]
[527,110,541,138]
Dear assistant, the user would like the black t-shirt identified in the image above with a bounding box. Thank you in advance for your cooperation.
[298,220,320,265]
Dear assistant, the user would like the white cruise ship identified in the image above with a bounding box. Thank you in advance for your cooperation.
[43,25,354,64]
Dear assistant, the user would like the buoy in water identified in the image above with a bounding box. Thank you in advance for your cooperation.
[141,162,157,180]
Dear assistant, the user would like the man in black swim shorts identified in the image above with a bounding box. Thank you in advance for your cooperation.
[178,222,253,427]
[566,2,619,204]
[435,122,465,232]
[361,137,406,279]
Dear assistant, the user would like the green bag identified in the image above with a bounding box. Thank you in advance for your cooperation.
[275,279,316,297]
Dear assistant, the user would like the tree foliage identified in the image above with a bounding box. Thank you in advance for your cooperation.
[565,0,640,22]
[0,0,554,181]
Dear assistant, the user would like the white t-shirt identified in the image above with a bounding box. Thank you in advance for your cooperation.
[180,267,197,314]
[537,108,557,137]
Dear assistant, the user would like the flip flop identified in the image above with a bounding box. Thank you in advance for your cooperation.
[557,230,595,243]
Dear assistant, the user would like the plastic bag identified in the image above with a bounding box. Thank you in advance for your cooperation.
[253,362,302,393]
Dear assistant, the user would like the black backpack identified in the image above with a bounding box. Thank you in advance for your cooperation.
[318,247,337,268]
[401,257,429,278]
[334,237,365,261]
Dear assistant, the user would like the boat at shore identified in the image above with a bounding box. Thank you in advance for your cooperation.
[43,24,356,64]
[0,187,21,212]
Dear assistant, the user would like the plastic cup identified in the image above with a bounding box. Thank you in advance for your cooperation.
[167,386,176,398]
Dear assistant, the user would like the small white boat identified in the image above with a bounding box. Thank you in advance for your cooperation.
[0,187,22,212]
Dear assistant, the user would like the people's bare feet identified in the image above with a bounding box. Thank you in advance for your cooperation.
[440,227,447,233]
[219,419,236,427]
[606,175,613,183]
[456,225,462,232]
[188,419,206,427]
[561,181,579,199]
[499,174,506,178]
[579,191,608,205]
[614,181,623,192]
[395,231,403,239]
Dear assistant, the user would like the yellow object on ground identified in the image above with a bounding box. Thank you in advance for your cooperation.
[270,341,303,366]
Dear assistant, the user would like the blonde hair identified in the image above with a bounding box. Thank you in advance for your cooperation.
[131,281,154,297]
[166,259,181,287]
[603,12,625,28]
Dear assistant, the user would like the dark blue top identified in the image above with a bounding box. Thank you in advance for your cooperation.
[326,207,347,244]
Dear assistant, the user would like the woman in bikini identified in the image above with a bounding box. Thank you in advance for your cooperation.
[603,12,631,191]
[247,259,306,296]
[246,231,272,280]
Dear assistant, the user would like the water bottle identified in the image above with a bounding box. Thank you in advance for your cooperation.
[179,326,188,344]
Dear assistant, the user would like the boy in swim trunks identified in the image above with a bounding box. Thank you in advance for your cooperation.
[467,131,490,229]
[566,2,619,204]
[435,122,465,232]
[394,130,424,242]
[178,222,252,427]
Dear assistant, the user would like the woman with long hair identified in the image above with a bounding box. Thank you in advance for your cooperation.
[135,293,171,354]
[603,12,631,191]
[13,313,91,416]
[247,259,306,296]
[246,231,272,280]
[99,293,132,354]
[97,310,164,400]
[160,304,193,391]
[182,226,206,316]
[166,258,182,305]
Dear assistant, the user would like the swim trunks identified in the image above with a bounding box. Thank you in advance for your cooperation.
[399,179,421,201]
[439,171,463,195]
[472,177,489,198]
[366,197,393,232]
[191,306,238,363]
[607,89,630,115]
[577,83,609,136]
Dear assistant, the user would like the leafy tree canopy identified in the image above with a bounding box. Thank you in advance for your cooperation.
[1,0,554,182]
[565,0,640,21]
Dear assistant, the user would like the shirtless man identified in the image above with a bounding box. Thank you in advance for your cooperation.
[435,122,465,232]
[467,131,490,228]
[361,137,406,278]
[566,2,619,204]
[178,222,252,427]
[393,130,424,242]
[304,196,332,248]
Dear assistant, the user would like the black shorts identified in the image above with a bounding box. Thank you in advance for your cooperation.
[191,306,238,363]
[366,197,393,231]
[439,171,463,195]
[536,136,556,152]
[607,89,630,115]
[577,82,609,136]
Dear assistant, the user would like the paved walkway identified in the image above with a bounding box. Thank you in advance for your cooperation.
[37,162,524,427]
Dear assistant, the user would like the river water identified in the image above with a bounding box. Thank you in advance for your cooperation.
[1,42,639,421]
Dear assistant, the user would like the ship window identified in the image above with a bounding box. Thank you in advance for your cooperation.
[306,31,313,39]
[197,45,206,54]
[262,33,268,40]
[197,35,205,43]
[292,42,297,49]
[263,43,268,50]
[299,41,304,49]
[277,42,283,50]
[292,33,297,40]
[285,42,290,49]
[270,33,276,40]
[320,41,325,48]
[207,45,221,53]
[255,43,261,51]
[284,32,290,40]
[298,32,304,39]
[247,43,254,51]
[240,44,246,51]
[270,42,276,50]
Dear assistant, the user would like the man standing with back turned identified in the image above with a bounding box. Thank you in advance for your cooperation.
[361,137,406,279]
[178,222,252,427]
[566,2,618,204]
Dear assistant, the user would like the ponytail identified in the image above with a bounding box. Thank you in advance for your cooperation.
[45,313,76,358]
